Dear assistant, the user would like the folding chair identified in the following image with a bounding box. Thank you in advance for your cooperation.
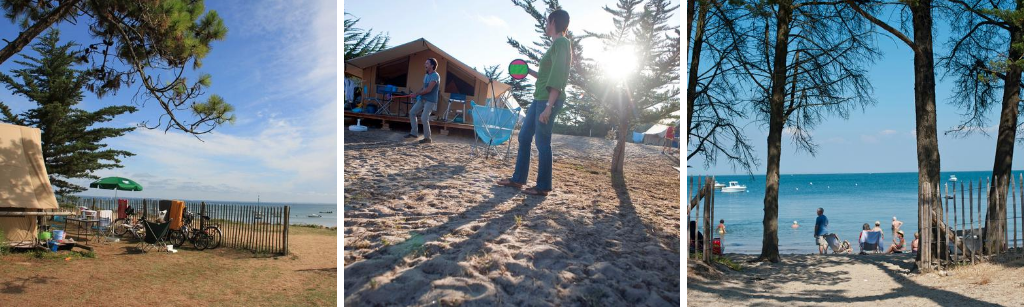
[859,231,883,254]
[443,93,468,123]
[139,220,171,253]
[470,101,522,160]
[374,85,399,115]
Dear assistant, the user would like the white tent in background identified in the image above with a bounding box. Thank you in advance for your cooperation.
[0,123,60,243]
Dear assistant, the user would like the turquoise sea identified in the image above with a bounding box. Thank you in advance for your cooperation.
[690,171,1024,254]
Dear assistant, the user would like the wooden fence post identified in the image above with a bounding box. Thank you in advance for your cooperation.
[703,177,712,264]
[283,206,290,255]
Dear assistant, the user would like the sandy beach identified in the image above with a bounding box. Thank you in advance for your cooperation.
[343,127,680,305]
[688,253,1024,306]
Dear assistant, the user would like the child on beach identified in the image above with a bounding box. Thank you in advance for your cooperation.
[717,219,726,234]
[496,9,572,196]
[912,232,920,253]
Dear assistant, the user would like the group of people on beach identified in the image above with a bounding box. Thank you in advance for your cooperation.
[814,208,920,255]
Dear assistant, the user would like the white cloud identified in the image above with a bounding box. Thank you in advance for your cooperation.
[477,15,509,28]
[880,129,898,136]
[861,135,879,144]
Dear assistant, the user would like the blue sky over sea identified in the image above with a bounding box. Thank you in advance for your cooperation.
[0,0,337,204]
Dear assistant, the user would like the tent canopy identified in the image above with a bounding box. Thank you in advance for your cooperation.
[346,38,511,97]
[0,123,58,210]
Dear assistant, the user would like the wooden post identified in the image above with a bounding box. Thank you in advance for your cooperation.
[283,206,290,255]
[709,176,715,258]
[945,183,950,263]
[1013,175,1018,251]
[703,177,712,264]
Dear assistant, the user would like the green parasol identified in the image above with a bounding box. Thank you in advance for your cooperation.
[89,177,143,200]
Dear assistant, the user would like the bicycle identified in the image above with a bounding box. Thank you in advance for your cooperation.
[111,206,144,240]
[198,214,222,249]
[168,212,212,250]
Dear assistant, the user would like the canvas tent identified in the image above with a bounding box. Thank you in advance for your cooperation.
[346,38,512,124]
[0,123,59,242]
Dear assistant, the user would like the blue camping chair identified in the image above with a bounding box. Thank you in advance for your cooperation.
[444,93,468,123]
[470,101,521,159]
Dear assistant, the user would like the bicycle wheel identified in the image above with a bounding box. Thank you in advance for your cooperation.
[203,226,222,249]
[168,230,186,247]
[112,218,129,237]
[194,233,211,251]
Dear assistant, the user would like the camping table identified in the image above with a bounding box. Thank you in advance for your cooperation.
[64,218,101,246]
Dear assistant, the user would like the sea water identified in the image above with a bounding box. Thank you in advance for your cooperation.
[692,171,1024,254]
[75,196,337,228]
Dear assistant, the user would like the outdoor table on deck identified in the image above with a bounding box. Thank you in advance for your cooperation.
[64,218,101,246]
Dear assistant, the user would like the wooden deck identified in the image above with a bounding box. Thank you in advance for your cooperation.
[343,111,476,135]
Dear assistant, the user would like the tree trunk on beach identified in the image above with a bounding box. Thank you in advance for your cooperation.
[847,0,941,271]
[985,28,1022,254]
[686,2,706,148]
[755,2,792,264]
[612,107,629,175]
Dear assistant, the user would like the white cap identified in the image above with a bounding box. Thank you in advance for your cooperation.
[793,221,798,224]
[893,216,897,220]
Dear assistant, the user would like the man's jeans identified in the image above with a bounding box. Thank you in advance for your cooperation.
[410,100,436,138]
[510,99,563,191]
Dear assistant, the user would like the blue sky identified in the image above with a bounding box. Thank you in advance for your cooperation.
[0,0,337,203]
[689,10,1024,176]
[345,0,680,78]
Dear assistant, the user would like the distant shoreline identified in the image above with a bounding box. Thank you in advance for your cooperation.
[693,169,1024,177]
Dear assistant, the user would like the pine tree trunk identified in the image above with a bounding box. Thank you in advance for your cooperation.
[0,0,81,65]
[612,114,629,174]
[910,1,941,272]
[686,1,708,146]
[756,1,792,264]
[985,26,1022,254]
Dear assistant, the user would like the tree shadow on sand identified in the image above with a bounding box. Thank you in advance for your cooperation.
[688,254,1000,306]
[343,184,522,294]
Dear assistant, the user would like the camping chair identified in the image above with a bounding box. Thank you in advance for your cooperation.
[860,230,883,254]
[139,220,171,253]
[374,85,399,115]
[825,233,851,254]
[470,101,522,159]
[444,93,468,123]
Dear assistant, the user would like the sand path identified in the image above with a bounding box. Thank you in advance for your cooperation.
[688,253,1016,306]
[344,129,680,306]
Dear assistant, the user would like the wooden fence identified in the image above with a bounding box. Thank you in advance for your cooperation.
[686,176,716,264]
[919,175,1024,271]
[61,197,290,255]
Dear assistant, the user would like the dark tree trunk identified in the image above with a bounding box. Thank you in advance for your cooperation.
[756,2,792,264]
[0,0,81,65]
[686,2,708,147]
[985,24,1023,254]
[910,1,941,272]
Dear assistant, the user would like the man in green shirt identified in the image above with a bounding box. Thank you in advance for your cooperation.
[497,9,571,196]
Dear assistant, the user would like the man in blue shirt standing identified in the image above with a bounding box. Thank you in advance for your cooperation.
[407,58,441,144]
[815,207,829,255]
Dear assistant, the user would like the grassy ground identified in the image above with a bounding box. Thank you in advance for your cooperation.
[0,225,336,306]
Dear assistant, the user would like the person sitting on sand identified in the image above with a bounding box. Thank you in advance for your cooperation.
[496,9,573,197]
[815,208,829,255]
[717,219,726,234]
[912,232,919,253]
[887,231,906,254]
[792,220,799,229]
[892,216,903,240]
[858,223,871,250]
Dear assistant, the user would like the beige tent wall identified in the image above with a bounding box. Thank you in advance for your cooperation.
[0,211,37,242]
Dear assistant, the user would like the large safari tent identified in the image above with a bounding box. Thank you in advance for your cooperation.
[0,123,60,243]
[345,38,511,127]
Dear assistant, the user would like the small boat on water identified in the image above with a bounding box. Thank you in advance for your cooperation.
[319,211,333,214]
[308,214,322,218]
[721,181,747,193]
[714,182,725,190]
[949,175,958,182]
